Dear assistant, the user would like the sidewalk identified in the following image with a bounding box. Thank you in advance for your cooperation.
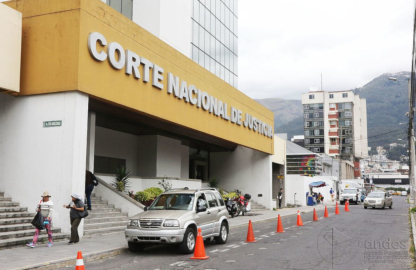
[0,201,336,270]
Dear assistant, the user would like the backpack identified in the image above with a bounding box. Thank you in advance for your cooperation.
[92,173,99,186]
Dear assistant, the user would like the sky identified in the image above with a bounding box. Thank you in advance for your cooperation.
[238,0,414,100]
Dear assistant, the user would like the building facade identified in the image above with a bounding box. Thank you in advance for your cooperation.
[0,0,271,237]
[301,90,368,159]
[103,0,238,88]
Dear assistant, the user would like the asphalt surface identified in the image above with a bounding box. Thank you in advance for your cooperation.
[58,197,414,270]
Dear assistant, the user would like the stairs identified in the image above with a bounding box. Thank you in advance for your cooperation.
[250,201,267,212]
[0,192,68,249]
[83,193,129,236]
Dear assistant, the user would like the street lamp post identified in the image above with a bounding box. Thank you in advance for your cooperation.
[388,77,414,204]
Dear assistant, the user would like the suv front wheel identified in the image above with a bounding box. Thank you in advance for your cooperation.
[215,222,228,244]
[179,227,196,254]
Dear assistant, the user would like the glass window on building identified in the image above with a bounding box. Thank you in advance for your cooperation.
[309,94,315,99]
[329,94,334,99]
[304,105,309,109]
[314,130,320,136]
[342,93,348,98]
[329,103,336,108]
[305,130,310,136]
[107,0,133,20]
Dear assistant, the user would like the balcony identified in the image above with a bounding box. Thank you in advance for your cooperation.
[329,131,338,137]
[328,114,338,119]
[329,149,339,154]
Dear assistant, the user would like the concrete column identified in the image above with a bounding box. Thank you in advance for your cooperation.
[86,112,96,172]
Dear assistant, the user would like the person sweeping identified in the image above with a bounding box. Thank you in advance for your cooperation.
[26,191,54,248]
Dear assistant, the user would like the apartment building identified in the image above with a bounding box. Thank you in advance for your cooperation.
[301,90,368,159]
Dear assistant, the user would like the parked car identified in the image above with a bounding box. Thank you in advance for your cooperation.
[401,191,408,196]
[125,188,229,254]
[340,188,360,205]
[388,190,394,196]
[364,192,393,209]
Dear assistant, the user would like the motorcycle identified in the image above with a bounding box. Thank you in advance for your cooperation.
[234,193,251,216]
[225,197,238,218]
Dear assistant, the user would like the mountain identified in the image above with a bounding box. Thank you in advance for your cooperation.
[256,71,411,149]
[255,98,303,128]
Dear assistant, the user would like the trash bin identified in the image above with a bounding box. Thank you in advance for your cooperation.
[307,196,314,206]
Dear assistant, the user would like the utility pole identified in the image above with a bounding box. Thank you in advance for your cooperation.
[408,79,415,206]
[339,126,343,181]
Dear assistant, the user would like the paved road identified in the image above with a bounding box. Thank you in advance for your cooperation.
[59,197,413,270]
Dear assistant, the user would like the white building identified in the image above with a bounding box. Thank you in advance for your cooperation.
[103,0,238,88]
[301,90,368,159]
[0,0,274,244]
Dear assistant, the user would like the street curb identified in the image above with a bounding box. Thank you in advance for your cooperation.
[12,247,128,270]
[410,207,416,259]
[229,206,334,229]
[13,206,335,269]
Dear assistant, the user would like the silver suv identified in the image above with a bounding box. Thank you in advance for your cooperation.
[125,188,229,254]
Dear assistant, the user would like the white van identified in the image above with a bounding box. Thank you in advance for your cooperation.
[401,191,408,196]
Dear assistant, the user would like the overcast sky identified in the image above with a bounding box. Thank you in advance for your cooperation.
[238,0,414,100]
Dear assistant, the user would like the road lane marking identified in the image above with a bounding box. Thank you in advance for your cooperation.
[227,244,238,248]
[220,249,230,252]
[259,248,267,250]
[260,235,269,238]
[170,261,186,266]
[210,249,219,253]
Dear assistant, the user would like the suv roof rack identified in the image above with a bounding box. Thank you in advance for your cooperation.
[167,187,189,191]
[196,188,218,192]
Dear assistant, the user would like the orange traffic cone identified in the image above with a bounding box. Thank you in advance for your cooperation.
[345,201,350,212]
[296,210,304,226]
[191,228,209,260]
[313,208,319,221]
[324,206,329,218]
[335,202,340,215]
[276,214,284,233]
[245,220,256,242]
[75,251,85,270]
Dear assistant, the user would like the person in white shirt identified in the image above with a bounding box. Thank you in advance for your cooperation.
[26,191,54,248]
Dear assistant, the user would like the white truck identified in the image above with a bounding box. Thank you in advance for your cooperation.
[339,188,361,205]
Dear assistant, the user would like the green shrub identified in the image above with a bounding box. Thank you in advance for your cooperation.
[222,192,238,200]
[411,207,416,213]
[145,187,163,198]
[116,181,125,192]
[208,177,219,188]
[135,191,153,202]
[112,166,131,193]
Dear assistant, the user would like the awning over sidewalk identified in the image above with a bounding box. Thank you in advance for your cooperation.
[309,181,327,188]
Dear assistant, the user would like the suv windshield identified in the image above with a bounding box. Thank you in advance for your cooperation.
[343,189,356,194]
[150,194,195,211]
[367,193,384,198]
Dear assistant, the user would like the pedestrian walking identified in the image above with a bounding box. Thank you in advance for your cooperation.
[63,193,85,244]
[278,188,283,209]
[85,170,97,210]
[330,188,334,202]
[26,191,54,248]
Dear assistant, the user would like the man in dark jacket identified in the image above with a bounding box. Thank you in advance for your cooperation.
[85,170,95,210]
